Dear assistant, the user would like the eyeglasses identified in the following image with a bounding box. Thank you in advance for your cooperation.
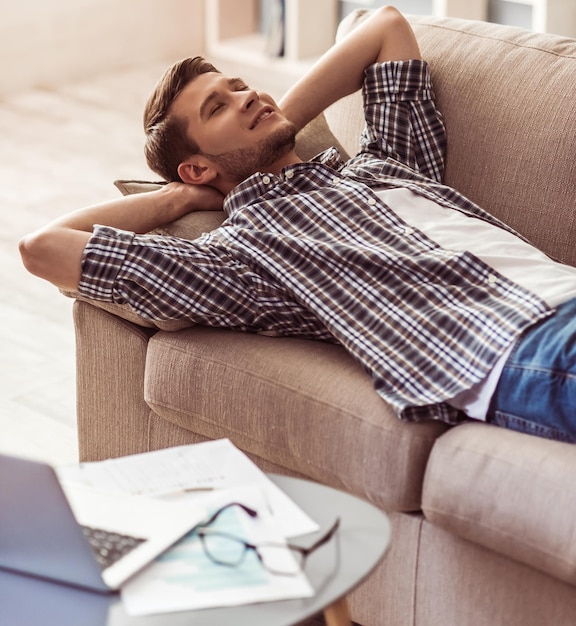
[195,502,340,576]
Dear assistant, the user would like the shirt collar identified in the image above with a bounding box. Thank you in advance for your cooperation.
[310,146,345,169]
[223,147,346,215]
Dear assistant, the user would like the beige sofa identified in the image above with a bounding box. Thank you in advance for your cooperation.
[71,13,576,626]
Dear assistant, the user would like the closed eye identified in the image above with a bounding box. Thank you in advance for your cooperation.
[210,82,250,116]
[209,102,224,117]
[200,77,252,120]
[230,78,250,92]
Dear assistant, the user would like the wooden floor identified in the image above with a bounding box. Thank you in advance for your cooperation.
[0,61,179,466]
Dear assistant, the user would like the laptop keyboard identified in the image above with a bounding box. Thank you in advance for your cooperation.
[81,525,146,570]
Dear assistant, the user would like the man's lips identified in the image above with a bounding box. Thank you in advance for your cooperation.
[250,107,275,129]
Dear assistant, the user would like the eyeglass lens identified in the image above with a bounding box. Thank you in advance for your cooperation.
[198,503,339,576]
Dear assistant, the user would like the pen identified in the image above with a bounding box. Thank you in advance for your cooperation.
[163,486,216,496]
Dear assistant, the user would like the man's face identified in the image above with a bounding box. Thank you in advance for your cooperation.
[170,72,297,182]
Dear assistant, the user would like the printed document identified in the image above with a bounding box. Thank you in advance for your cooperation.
[58,438,318,537]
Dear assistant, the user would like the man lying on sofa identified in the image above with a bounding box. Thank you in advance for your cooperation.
[19,6,576,442]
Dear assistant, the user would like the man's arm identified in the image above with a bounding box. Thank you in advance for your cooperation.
[19,183,224,292]
[280,6,421,133]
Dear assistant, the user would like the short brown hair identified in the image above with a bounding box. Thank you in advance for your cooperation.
[143,56,220,182]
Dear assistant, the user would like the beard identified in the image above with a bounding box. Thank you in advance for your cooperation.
[201,121,297,183]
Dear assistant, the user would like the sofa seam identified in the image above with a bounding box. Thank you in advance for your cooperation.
[144,402,338,478]
[431,435,572,478]
[423,502,576,569]
[412,515,424,626]
[145,408,153,452]
[416,21,576,59]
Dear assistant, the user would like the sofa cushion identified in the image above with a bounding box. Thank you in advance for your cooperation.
[422,422,576,585]
[143,326,449,512]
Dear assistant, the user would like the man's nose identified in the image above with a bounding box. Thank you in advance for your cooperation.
[239,89,259,111]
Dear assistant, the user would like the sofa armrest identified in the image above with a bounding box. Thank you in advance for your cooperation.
[74,300,157,461]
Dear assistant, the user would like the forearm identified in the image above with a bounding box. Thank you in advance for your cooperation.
[19,183,223,291]
[49,182,222,234]
[280,6,421,132]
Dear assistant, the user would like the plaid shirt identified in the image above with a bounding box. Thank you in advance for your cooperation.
[80,60,552,424]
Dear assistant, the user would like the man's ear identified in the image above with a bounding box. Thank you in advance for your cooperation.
[178,158,217,185]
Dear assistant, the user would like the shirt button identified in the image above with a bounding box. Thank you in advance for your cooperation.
[488,275,498,285]
[262,175,271,185]
[404,227,415,236]
[332,177,339,184]
[367,198,376,206]
[285,170,294,179]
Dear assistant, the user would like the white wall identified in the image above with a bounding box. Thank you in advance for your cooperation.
[0,0,205,95]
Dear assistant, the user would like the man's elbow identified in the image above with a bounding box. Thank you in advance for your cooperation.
[18,228,83,292]
[19,230,51,280]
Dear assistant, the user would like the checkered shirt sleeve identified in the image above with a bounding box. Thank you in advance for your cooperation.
[361,60,446,182]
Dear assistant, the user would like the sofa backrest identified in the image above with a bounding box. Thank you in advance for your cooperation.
[324,14,576,267]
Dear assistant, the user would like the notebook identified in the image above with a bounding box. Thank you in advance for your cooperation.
[0,453,207,592]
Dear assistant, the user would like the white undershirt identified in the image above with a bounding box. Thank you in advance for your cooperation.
[376,187,576,420]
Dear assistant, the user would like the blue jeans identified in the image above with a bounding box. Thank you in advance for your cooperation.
[487,296,576,442]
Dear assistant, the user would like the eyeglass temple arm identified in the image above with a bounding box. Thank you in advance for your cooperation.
[201,502,259,527]
[292,517,341,556]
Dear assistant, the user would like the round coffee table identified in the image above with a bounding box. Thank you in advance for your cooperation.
[0,474,390,626]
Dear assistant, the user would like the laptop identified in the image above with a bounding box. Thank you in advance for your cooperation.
[0,453,207,592]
